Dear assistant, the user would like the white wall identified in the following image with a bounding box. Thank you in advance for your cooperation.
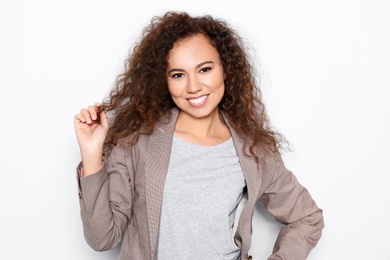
[1,0,389,259]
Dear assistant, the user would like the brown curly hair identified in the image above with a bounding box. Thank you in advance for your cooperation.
[102,11,285,162]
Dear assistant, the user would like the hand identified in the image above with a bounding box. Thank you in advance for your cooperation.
[74,102,108,176]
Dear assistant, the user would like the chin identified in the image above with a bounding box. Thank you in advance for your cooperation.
[184,108,219,119]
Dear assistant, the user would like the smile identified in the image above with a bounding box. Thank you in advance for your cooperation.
[188,95,208,105]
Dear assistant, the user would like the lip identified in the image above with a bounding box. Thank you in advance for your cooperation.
[187,94,209,107]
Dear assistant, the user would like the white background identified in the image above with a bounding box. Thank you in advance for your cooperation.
[1,0,389,259]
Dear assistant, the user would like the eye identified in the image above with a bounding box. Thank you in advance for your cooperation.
[199,67,212,73]
[171,73,185,78]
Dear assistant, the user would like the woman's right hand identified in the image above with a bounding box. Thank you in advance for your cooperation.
[74,102,109,176]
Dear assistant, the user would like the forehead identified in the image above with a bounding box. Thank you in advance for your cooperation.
[167,34,220,65]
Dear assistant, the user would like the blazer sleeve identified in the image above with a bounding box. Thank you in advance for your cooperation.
[260,152,324,260]
[76,144,133,252]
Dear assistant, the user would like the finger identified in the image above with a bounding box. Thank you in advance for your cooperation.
[99,110,109,129]
[74,111,86,125]
[87,105,99,121]
[74,113,86,123]
[95,102,106,116]
[80,107,93,124]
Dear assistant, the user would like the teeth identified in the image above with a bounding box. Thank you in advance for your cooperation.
[189,95,207,104]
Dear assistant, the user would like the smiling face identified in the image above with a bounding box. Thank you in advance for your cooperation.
[166,34,225,120]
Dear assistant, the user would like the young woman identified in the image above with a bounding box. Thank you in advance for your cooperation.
[74,11,324,260]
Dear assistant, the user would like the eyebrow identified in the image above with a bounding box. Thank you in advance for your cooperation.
[167,61,214,74]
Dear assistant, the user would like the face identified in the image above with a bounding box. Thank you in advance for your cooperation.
[166,34,225,120]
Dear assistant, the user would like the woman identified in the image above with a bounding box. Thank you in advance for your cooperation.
[74,11,324,260]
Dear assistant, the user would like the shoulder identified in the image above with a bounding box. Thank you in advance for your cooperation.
[113,108,178,148]
[118,108,178,157]
[250,145,282,182]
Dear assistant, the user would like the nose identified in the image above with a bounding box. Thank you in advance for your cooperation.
[186,75,203,94]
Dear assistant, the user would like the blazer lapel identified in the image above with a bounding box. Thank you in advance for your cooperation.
[224,115,263,254]
[223,115,263,197]
[144,108,178,259]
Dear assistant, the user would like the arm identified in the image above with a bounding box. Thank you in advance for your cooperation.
[260,153,324,260]
[77,145,133,251]
[74,103,133,251]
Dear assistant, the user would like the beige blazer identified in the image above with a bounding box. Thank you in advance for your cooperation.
[77,108,324,260]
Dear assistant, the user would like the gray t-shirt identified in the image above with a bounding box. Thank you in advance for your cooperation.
[157,135,246,260]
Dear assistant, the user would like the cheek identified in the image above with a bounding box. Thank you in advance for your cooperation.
[204,68,225,88]
[207,75,225,91]
[167,81,183,98]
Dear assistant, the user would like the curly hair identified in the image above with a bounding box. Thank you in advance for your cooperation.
[102,11,286,162]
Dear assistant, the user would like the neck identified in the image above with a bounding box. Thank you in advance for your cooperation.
[174,109,231,146]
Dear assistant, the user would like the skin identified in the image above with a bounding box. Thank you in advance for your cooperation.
[74,33,230,177]
[167,34,231,146]
[74,102,107,176]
